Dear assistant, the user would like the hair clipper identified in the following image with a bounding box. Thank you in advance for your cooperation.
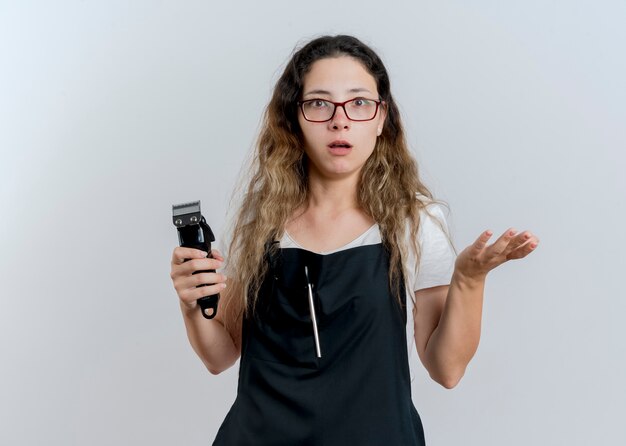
[172,200,219,319]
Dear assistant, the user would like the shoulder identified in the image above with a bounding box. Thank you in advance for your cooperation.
[404,193,456,291]
[415,192,448,216]
[410,193,452,242]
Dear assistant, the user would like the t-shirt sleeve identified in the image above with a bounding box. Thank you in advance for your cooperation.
[407,203,457,291]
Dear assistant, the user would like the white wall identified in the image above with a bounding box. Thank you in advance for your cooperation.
[1,1,624,444]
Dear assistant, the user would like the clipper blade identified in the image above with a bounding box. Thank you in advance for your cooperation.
[172,200,201,227]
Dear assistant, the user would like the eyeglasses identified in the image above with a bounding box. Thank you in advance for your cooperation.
[297,97,384,122]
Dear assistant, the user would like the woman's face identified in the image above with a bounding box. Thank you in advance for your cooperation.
[298,56,386,179]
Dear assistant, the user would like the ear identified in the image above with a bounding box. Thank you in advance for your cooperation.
[377,101,388,135]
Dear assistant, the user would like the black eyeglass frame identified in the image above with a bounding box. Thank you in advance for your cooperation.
[297,97,386,122]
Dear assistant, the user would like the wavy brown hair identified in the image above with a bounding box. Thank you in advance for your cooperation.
[222,35,449,324]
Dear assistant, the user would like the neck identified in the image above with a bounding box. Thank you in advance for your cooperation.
[306,169,360,216]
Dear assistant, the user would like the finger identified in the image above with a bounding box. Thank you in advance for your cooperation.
[171,247,209,266]
[190,272,228,288]
[472,230,493,252]
[508,237,540,260]
[488,228,518,255]
[171,258,223,283]
[504,231,533,253]
[174,271,227,295]
[211,248,224,261]
[179,282,227,304]
[184,257,224,273]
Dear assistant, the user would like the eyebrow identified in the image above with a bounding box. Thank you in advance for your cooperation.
[303,87,373,97]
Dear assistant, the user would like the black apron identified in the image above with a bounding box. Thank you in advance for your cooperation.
[213,243,426,445]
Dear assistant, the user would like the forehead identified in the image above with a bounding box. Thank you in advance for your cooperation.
[302,56,378,98]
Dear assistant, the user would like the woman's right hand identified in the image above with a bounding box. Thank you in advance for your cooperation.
[170,247,228,312]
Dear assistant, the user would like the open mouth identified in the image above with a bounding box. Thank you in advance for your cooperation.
[328,140,353,149]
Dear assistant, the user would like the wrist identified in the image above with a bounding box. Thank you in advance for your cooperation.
[179,300,198,316]
[452,269,486,290]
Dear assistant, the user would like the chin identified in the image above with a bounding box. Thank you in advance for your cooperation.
[322,165,360,178]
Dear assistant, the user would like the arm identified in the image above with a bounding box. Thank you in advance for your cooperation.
[179,282,242,375]
[413,279,484,389]
[413,228,539,389]
[171,247,242,375]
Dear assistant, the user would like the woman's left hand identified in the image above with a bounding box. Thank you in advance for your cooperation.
[454,228,540,284]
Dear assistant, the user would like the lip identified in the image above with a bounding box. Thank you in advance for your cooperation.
[327,139,353,148]
[327,146,352,156]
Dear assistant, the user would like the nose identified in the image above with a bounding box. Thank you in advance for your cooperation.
[328,104,350,130]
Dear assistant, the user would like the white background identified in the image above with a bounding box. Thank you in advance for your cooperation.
[1,1,625,444]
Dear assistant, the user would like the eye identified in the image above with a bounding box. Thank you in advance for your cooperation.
[309,99,329,108]
[352,98,371,107]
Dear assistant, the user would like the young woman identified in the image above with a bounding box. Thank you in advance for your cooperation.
[170,35,539,445]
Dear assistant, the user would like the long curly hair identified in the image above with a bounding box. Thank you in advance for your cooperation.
[222,35,445,324]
